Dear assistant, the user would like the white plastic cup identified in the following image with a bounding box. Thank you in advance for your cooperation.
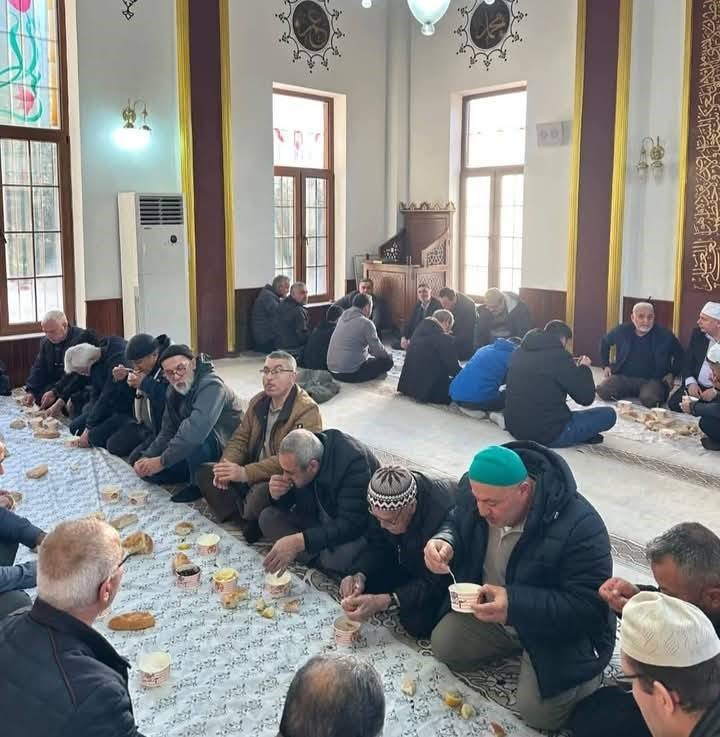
[449,583,482,613]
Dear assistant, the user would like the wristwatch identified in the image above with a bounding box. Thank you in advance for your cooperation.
[388,592,401,611]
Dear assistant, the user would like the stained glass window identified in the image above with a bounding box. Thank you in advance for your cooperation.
[0,0,60,128]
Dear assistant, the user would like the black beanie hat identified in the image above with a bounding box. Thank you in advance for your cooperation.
[125,334,159,362]
[159,344,194,363]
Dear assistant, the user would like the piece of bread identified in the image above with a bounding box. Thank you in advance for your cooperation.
[0,442,6,462]
[220,588,248,609]
[172,553,192,573]
[122,531,154,555]
[108,611,155,631]
[34,429,60,440]
[174,521,193,536]
[110,514,138,531]
[26,464,48,479]
[9,419,25,430]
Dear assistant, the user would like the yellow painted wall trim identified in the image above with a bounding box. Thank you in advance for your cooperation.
[176,0,197,351]
[605,0,633,330]
[219,0,236,353]
[673,0,694,335]
[565,0,586,330]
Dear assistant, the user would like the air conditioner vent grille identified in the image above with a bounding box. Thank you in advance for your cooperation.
[138,195,184,225]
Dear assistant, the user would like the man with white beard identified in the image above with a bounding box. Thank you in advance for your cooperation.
[133,345,243,502]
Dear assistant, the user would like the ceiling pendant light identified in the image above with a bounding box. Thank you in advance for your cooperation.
[406,0,452,36]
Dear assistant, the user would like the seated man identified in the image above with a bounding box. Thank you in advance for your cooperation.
[475,288,532,348]
[620,592,720,737]
[273,281,310,361]
[327,294,393,383]
[260,428,378,574]
[571,522,720,737]
[397,310,460,404]
[681,342,720,451]
[65,338,134,449]
[133,345,244,502]
[450,337,519,411]
[252,275,290,353]
[438,287,478,360]
[505,320,617,447]
[0,505,45,619]
[197,351,322,535]
[21,309,95,410]
[301,304,343,371]
[335,278,389,334]
[0,518,145,737]
[340,465,457,638]
[668,301,720,413]
[597,302,683,408]
[400,283,442,350]
[425,444,615,731]
[106,333,171,463]
[279,654,385,737]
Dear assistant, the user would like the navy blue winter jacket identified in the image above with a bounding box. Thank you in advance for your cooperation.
[433,441,616,699]
[600,322,683,378]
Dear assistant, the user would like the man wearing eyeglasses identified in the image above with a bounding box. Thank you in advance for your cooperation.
[195,351,322,536]
[339,465,457,638]
[0,518,146,737]
[133,344,243,503]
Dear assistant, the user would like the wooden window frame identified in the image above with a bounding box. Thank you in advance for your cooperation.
[0,0,74,336]
[459,88,525,301]
[272,90,334,304]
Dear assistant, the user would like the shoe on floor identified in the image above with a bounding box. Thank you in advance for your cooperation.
[171,485,202,503]
[586,434,604,445]
[238,519,262,544]
[701,436,720,451]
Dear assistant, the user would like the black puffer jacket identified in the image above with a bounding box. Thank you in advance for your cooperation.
[398,318,460,404]
[505,328,596,445]
[0,599,144,737]
[301,320,336,370]
[273,295,310,354]
[84,336,134,429]
[251,284,282,348]
[354,471,457,611]
[272,429,379,554]
[433,442,615,699]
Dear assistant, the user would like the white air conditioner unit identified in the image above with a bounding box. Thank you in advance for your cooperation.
[118,193,191,346]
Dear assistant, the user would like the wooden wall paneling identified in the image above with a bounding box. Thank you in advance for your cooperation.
[621,297,674,329]
[86,299,124,338]
[519,288,567,330]
[0,336,42,389]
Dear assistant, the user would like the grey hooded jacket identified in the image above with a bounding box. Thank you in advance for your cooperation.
[142,355,243,469]
[326,307,391,374]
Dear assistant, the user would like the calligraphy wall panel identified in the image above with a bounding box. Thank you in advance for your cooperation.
[679,0,720,341]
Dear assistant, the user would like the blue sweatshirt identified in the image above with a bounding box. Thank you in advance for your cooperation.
[450,338,517,403]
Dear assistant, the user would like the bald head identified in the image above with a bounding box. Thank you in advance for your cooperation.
[279,655,385,737]
[38,518,123,612]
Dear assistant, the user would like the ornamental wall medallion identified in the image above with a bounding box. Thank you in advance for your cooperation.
[455,0,525,70]
[121,0,139,20]
[276,0,344,72]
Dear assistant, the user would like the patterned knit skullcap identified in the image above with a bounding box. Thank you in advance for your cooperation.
[367,466,417,511]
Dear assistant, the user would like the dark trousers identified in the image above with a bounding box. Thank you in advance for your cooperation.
[106,422,153,460]
[70,412,133,449]
[0,541,31,619]
[457,390,506,412]
[364,566,444,638]
[145,433,222,486]
[254,340,275,355]
[596,374,669,408]
[700,416,720,441]
[197,464,272,522]
[549,407,617,447]
[332,355,394,383]
[668,385,713,412]
[569,686,650,737]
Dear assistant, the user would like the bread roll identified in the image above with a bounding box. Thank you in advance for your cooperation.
[122,531,154,555]
[9,419,25,430]
[110,514,138,531]
[26,464,48,479]
[108,611,155,631]
[34,429,60,439]
[171,553,192,573]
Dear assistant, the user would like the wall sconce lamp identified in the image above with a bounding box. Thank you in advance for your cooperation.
[114,99,151,150]
[637,136,665,177]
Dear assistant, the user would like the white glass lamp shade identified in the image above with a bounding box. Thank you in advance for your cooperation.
[114,125,151,151]
[407,0,452,35]
[361,0,372,7]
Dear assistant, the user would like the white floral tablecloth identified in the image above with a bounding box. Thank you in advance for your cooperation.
[0,397,538,737]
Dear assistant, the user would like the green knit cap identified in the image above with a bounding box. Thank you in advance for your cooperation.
[468,446,528,486]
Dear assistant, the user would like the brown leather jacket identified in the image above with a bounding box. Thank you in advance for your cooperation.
[221,385,322,484]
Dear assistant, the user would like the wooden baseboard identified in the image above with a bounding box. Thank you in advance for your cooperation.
[0,335,43,389]
[86,299,124,338]
[622,296,674,330]
[518,288,567,330]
